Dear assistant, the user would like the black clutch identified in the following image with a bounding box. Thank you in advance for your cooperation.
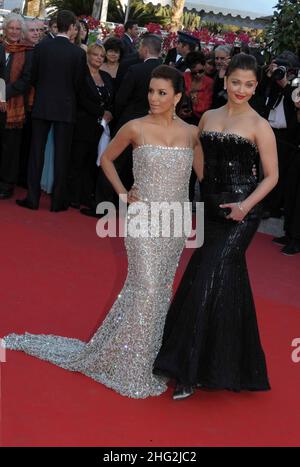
[204,192,247,220]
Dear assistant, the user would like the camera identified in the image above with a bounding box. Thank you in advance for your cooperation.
[271,65,287,81]
[270,58,299,83]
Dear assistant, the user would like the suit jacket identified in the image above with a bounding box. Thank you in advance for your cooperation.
[257,74,298,140]
[41,33,56,42]
[121,34,137,58]
[0,45,5,82]
[114,54,142,91]
[164,47,178,65]
[175,57,188,72]
[31,36,87,123]
[114,57,163,128]
[74,69,114,142]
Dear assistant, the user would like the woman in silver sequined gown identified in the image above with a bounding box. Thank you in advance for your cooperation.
[154,54,279,399]
[2,66,203,399]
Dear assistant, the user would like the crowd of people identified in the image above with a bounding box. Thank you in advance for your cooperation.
[0,10,299,255]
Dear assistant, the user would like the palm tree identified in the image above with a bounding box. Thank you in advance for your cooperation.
[170,0,185,32]
[92,0,102,19]
[23,0,46,16]
[45,0,94,16]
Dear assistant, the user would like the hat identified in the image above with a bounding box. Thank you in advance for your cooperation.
[177,31,199,47]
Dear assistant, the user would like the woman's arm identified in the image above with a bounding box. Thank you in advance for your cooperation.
[240,119,278,213]
[100,121,138,202]
[192,126,204,181]
[221,118,278,221]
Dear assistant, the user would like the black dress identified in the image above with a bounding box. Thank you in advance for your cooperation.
[153,131,271,392]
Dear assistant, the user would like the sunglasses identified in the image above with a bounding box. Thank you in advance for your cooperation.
[191,70,204,76]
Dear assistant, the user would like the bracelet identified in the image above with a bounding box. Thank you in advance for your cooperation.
[237,202,247,214]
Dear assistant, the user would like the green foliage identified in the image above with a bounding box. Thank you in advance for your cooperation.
[201,21,224,34]
[266,0,300,54]
[155,6,201,29]
[107,0,164,26]
[45,0,94,16]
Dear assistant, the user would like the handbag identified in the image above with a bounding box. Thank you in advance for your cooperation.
[204,192,247,220]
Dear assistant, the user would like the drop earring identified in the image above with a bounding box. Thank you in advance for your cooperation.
[173,105,177,120]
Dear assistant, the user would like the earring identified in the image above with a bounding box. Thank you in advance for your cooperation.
[148,109,152,114]
[173,105,177,120]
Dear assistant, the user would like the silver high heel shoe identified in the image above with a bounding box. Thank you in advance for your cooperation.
[172,384,195,400]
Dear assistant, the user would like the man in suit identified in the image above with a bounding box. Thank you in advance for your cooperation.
[46,17,58,40]
[80,34,162,218]
[121,20,139,59]
[114,34,163,126]
[17,10,87,212]
[114,53,142,91]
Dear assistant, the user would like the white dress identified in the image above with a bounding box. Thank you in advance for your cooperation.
[3,142,193,398]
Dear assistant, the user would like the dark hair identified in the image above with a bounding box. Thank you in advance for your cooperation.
[205,53,215,65]
[179,40,197,53]
[185,51,206,69]
[79,19,89,45]
[276,50,300,67]
[49,17,57,28]
[56,10,76,33]
[103,37,124,61]
[151,65,185,95]
[226,52,258,79]
[141,34,162,56]
[73,20,81,46]
[124,20,138,32]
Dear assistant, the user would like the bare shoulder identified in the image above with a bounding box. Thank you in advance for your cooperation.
[116,119,142,144]
[253,114,275,140]
[201,108,218,123]
[123,117,146,135]
[199,108,220,130]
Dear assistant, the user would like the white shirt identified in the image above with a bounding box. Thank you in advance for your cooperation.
[144,56,159,62]
[56,33,70,40]
[268,96,287,129]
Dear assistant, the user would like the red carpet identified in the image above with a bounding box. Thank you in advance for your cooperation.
[1,190,300,447]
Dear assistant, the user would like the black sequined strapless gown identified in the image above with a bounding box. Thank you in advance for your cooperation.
[154,131,271,391]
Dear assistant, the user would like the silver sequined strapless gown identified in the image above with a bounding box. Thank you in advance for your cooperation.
[3,144,193,398]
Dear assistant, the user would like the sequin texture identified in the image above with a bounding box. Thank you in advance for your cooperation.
[3,145,193,399]
[154,133,270,391]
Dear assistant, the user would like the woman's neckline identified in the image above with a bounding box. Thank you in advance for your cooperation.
[201,130,257,148]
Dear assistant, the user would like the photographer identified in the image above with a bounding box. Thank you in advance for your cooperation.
[273,88,300,255]
[258,55,299,218]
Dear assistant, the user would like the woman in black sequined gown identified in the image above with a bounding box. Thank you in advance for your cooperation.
[154,53,279,399]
